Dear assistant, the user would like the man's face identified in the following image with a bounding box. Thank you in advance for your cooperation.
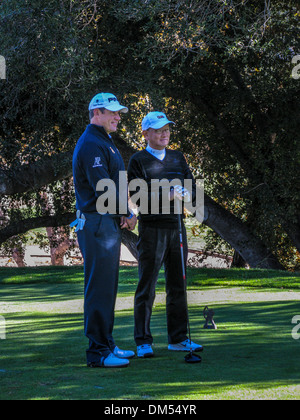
[143,125,171,150]
[93,109,121,134]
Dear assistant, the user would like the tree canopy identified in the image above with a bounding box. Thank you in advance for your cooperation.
[0,0,299,269]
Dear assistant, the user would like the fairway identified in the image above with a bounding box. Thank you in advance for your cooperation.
[0,267,299,400]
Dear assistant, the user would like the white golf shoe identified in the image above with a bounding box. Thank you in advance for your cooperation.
[168,339,203,352]
[113,346,135,359]
[102,353,130,368]
[137,344,154,358]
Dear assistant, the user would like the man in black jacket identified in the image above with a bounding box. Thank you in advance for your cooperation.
[72,93,137,368]
[127,111,203,358]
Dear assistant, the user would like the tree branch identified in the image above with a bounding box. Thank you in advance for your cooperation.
[0,133,285,269]
[0,151,73,196]
[203,192,284,270]
[0,211,139,261]
[0,213,74,245]
[0,135,136,196]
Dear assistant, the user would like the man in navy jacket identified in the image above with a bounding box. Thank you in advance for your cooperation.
[72,93,137,368]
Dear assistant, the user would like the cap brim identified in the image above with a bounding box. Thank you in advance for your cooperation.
[149,120,175,130]
[105,104,128,114]
[89,104,128,113]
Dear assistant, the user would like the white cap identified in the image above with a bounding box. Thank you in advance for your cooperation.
[89,93,128,113]
[142,111,175,131]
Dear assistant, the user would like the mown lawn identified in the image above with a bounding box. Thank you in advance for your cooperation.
[0,265,299,289]
[0,266,299,400]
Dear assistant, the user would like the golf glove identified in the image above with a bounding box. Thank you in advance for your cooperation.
[70,210,86,232]
[173,185,191,203]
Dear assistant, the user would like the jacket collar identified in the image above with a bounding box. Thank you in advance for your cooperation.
[88,124,112,141]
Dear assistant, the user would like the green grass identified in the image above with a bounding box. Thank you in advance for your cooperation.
[0,266,300,400]
[187,267,300,290]
[0,265,299,289]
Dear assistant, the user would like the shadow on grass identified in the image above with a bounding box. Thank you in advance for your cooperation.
[0,283,84,304]
[0,266,84,285]
[0,300,299,400]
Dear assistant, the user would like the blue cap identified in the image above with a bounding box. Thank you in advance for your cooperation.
[89,93,128,113]
[142,112,175,131]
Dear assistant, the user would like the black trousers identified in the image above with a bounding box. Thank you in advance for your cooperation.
[77,213,122,364]
[134,222,189,346]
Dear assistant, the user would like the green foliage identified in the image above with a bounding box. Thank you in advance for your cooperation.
[114,0,300,268]
[0,0,299,268]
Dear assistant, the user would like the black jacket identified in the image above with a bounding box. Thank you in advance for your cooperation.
[127,149,197,227]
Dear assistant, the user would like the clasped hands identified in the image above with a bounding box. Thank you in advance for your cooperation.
[168,185,191,203]
[120,186,190,231]
[120,214,137,231]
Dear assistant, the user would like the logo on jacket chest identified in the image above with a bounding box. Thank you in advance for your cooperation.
[93,157,103,168]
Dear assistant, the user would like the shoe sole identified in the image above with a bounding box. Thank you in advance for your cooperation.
[168,347,203,352]
[137,353,154,359]
[103,363,130,368]
[87,362,130,368]
[114,354,136,359]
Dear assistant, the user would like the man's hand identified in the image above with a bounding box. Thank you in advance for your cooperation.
[120,214,137,231]
[120,216,127,229]
[126,214,137,231]
[169,185,191,202]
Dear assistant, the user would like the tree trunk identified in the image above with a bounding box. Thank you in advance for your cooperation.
[46,227,71,266]
[0,136,135,197]
[0,139,286,270]
[202,193,284,270]
[0,213,75,245]
[231,250,248,268]
[0,151,73,196]
[0,213,139,264]
[283,219,300,254]
[12,247,26,267]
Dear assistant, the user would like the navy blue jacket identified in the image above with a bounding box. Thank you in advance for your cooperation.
[73,124,129,216]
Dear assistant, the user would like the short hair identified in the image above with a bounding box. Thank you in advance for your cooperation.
[89,108,106,120]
